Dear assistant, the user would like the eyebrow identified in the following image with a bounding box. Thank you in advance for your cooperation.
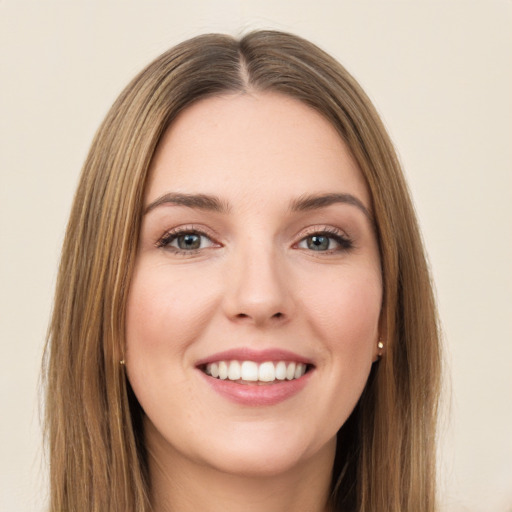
[289,193,372,221]
[144,191,372,220]
[144,193,230,215]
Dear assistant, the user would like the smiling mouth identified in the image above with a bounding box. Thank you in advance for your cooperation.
[200,360,312,384]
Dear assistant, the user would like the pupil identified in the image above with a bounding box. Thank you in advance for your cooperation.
[308,235,329,251]
[178,234,200,250]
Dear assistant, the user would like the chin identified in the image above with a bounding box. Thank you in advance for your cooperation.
[189,423,336,479]
[209,445,302,478]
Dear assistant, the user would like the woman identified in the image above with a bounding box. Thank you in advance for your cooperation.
[43,30,441,512]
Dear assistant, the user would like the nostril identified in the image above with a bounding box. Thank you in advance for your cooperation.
[272,312,284,319]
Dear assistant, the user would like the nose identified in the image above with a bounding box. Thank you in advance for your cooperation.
[222,243,293,327]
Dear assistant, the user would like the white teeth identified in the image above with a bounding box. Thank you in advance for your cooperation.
[286,362,296,380]
[275,361,287,380]
[203,360,308,383]
[240,361,258,381]
[228,360,241,380]
[218,361,228,380]
[258,361,275,382]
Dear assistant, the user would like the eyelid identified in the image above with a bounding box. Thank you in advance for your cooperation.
[295,225,350,240]
[293,225,354,252]
[155,224,221,250]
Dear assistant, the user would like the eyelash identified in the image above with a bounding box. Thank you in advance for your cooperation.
[155,226,354,255]
[155,226,219,255]
[295,227,354,254]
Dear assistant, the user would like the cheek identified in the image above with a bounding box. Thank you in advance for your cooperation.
[302,266,382,349]
[125,263,219,356]
[289,265,381,450]
[124,263,221,421]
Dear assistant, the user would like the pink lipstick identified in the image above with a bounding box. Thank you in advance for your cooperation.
[195,348,314,406]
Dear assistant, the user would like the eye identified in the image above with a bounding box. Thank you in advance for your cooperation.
[297,230,353,252]
[157,229,217,253]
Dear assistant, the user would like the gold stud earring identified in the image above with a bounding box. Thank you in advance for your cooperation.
[120,359,126,365]
[377,341,384,350]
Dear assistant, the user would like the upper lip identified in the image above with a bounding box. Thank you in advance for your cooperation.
[195,348,314,367]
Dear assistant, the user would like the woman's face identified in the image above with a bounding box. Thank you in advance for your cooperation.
[126,92,382,477]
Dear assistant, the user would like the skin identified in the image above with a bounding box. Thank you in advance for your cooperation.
[125,92,383,512]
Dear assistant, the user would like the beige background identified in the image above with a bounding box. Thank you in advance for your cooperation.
[1,1,511,511]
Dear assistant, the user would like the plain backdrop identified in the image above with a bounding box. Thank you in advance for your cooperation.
[1,1,511,511]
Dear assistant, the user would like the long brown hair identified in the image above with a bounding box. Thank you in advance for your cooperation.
[43,30,441,512]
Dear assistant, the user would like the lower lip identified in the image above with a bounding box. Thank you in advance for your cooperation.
[198,369,313,406]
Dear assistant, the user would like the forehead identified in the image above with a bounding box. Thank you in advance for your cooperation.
[146,92,370,208]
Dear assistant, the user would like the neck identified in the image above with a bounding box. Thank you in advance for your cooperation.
[146,426,335,512]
